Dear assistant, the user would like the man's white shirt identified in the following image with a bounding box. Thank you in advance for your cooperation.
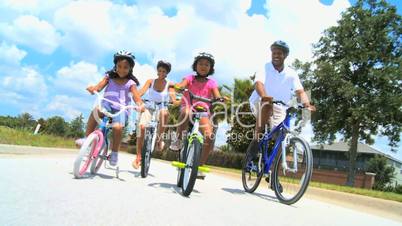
[249,62,303,105]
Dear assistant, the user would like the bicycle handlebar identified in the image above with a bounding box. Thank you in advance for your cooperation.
[272,100,306,110]
[93,91,138,118]
[142,99,174,110]
[271,100,311,132]
[173,86,223,104]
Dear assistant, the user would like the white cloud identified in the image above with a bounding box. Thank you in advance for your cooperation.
[1,67,47,99]
[265,0,350,63]
[0,0,350,74]
[0,66,48,118]
[0,42,27,65]
[53,0,133,59]
[0,0,353,125]
[48,0,349,82]
[2,0,38,11]
[135,0,250,26]
[52,61,104,96]
[46,95,88,120]
[0,15,61,54]
[133,62,157,85]
[1,0,69,15]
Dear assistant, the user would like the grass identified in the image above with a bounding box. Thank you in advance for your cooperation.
[206,164,402,202]
[310,181,402,202]
[0,126,76,149]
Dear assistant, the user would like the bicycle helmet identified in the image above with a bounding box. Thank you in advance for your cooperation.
[192,52,215,75]
[157,60,172,73]
[270,40,290,56]
[113,50,135,67]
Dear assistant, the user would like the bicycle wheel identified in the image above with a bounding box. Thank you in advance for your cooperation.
[177,139,188,187]
[181,139,202,196]
[141,127,155,178]
[90,141,107,175]
[73,133,98,178]
[272,136,313,205]
[242,141,264,193]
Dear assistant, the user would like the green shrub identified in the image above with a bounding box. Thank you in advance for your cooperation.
[152,149,245,169]
[395,185,402,194]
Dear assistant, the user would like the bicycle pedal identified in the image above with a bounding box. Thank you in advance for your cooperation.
[270,182,274,190]
[265,177,270,183]
[196,175,205,180]
[172,161,186,168]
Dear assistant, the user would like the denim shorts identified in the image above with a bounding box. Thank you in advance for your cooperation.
[101,102,128,126]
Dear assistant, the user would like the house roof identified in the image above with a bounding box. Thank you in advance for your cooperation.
[311,142,402,164]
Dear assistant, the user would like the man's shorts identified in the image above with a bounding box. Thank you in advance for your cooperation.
[250,101,287,129]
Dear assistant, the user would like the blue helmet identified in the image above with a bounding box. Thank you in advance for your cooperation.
[270,40,289,56]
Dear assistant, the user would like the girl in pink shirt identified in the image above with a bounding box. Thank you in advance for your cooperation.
[170,53,224,175]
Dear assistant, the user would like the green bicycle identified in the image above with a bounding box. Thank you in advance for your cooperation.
[171,88,219,197]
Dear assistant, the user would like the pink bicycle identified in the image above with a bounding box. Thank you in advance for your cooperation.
[73,91,137,179]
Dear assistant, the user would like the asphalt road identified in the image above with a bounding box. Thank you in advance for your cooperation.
[0,144,401,226]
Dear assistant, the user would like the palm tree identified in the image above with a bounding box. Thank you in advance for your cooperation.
[225,78,255,153]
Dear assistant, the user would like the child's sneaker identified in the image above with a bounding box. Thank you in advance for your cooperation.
[109,151,118,166]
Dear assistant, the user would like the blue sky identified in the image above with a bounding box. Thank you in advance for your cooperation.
[0,0,401,160]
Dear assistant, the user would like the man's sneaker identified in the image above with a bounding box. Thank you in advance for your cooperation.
[109,152,118,166]
[196,170,206,180]
[75,138,86,147]
[169,139,183,151]
[247,140,259,159]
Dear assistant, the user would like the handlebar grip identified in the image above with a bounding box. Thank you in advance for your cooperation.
[272,100,287,106]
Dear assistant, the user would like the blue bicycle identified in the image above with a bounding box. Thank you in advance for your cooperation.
[242,101,313,205]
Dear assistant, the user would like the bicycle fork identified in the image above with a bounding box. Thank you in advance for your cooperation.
[281,133,298,175]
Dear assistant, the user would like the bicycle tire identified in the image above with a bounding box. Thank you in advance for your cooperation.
[272,136,313,205]
[73,133,98,179]
[176,138,188,187]
[141,127,155,178]
[181,139,202,196]
[242,141,264,193]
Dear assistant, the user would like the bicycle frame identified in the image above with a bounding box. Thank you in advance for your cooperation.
[92,117,111,159]
[187,113,204,145]
[143,100,170,151]
[91,91,137,160]
[258,108,300,175]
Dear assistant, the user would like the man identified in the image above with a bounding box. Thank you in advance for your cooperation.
[248,40,315,150]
